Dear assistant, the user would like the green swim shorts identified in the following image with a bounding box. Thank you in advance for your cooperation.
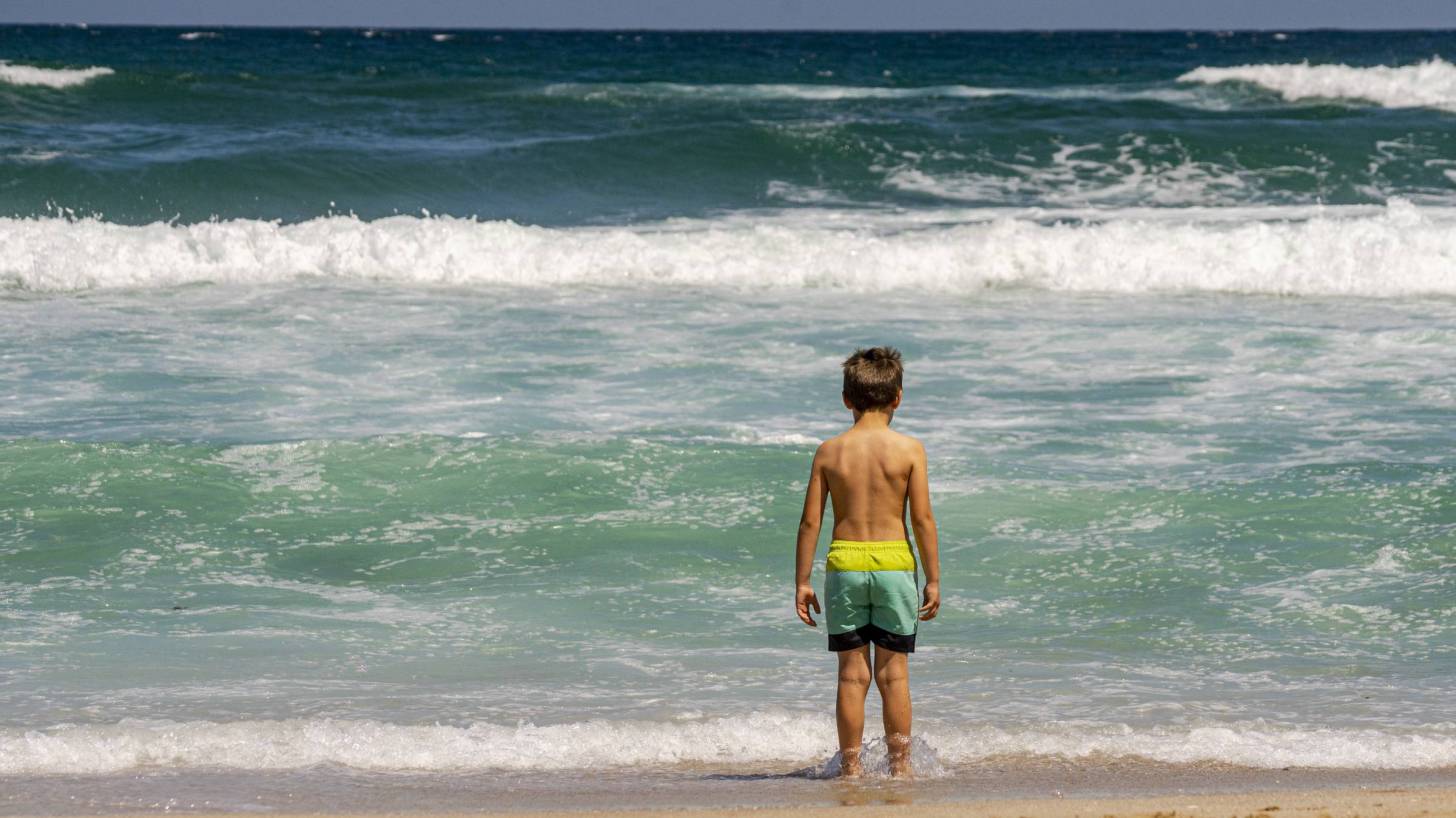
[824,539,919,653]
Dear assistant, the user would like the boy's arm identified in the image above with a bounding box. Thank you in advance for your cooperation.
[794,446,828,627]
[907,441,941,620]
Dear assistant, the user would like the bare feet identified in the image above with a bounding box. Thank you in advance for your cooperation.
[887,733,912,778]
[838,746,863,778]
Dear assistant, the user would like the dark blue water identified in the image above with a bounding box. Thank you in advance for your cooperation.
[4,28,1456,225]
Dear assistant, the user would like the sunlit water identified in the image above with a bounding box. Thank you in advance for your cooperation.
[1,27,1454,798]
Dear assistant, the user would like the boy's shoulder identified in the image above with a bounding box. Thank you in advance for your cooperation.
[889,428,924,447]
[884,428,927,460]
[814,428,925,456]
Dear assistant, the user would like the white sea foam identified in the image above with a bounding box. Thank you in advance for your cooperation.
[2,715,1453,774]
[0,60,113,88]
[727,426,821,447]
[883,136,1272,207]
[1180,57,1456,111]
[178,31,219,41]
[542,81,1218,108]
[544,81,1010,101]
[3,149,65,163]
[211,441,330,495]
[4,201,1455,296]
[765,179,849,205]
[942,722,1456,769]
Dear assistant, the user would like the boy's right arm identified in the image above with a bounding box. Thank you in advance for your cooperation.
[794,446,828,627]
[908,440,941,621]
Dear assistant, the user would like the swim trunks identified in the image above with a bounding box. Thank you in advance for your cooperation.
[824,539,918,653]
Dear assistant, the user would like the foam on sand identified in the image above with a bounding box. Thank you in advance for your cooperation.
[0,60,114,88]
[3,714,1453,774]
[3,200,1455,297]
[1179,57,1456,111]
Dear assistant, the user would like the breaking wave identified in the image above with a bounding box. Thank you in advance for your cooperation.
[543,81,1013,101]
[3,714,1454,774]
[1180,57,1456,112]
[541,81,1216,108]
[0,60,114,89]
[4,201,1455,297]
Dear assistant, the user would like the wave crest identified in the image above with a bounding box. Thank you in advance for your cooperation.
[4,202,1454,297]
[0,60,114,89]
[543,81,1008,101]
[1179,57,1456,111]
[541,81,1218,109]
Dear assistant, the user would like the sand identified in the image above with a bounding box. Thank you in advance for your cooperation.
[23,785,1454,818]
[752,786,1456,818]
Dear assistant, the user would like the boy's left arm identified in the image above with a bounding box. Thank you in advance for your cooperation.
[794,446,828,627]
[908,440,941,620]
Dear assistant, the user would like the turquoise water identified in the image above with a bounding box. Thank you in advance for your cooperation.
[1,27,1455,788]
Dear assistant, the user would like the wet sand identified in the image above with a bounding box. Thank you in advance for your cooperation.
[12,784,1456,818]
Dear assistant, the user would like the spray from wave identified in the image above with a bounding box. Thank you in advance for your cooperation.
[1180,57,1456,112]
[0,59,114,88]
[3,201,1453,296]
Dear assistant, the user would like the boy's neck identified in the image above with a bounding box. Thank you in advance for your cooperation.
[851,408,894,428]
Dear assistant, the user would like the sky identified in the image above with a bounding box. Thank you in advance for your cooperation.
[3,0,1456,30]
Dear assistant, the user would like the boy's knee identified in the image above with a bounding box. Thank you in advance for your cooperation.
[838,664,871,688]
[874,659,907,690]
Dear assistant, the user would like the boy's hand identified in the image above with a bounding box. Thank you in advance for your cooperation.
[918,581,940,621]
[795,583,821,627]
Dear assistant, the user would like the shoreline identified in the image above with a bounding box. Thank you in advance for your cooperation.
[4,766,1454,817]
[444,786,1456,817]
[8,785,1456,818]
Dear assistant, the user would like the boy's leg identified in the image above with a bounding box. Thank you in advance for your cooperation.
[835,644,872,776]
[873,645,912,777]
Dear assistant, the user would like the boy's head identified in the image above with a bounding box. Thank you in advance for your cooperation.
[842,346,903,413]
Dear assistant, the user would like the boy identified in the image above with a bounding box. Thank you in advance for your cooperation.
[794,346,941,778]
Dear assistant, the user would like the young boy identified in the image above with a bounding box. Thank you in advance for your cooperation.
[794,346,941,778]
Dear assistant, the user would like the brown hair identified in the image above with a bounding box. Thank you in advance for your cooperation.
[842,347,903,412]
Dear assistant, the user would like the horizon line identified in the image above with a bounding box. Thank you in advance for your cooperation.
[5,22,1456,33]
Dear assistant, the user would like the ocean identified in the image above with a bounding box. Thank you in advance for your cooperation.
[1,26,1454,812]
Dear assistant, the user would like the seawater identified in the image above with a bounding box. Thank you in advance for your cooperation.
[0,26,1454,796]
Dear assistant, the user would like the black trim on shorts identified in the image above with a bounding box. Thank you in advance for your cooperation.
[827,623,916,653]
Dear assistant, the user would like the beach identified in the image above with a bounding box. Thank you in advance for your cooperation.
[8,784,1456,817]
[3,26,1455,814]
[423,787,1456,817]
[4,754,1454,814]
[284,788,1456,817]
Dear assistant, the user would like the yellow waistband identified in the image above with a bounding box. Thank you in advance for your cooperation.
[826,540,915,573]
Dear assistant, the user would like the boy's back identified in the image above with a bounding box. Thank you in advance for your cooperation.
[817,425,923,543]
[793,346,940,779]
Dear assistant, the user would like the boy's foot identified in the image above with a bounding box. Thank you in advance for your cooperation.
[887,733,912,778]
[838,747,863,778]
